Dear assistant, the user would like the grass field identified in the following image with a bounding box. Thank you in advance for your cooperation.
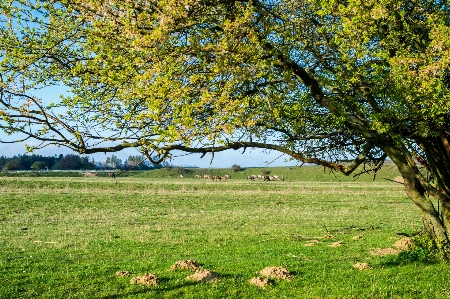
[1,166,450,298]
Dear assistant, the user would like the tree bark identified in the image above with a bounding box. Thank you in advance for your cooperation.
[384,142,450,254]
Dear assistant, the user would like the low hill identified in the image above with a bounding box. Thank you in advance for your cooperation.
[135,165,402,182]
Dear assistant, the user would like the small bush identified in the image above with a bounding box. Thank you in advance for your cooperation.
[231,164,242,172]
[261,169,270,175]
[412,231,448,261]
[396,247,428,264]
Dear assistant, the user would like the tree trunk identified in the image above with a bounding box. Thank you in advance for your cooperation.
[383,143,450,255]
[403,176,448,243]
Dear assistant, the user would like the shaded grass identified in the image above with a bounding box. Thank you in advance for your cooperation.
[1,176,450,298]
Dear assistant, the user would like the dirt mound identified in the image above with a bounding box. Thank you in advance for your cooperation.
[393,176,404,183]
[304,240,320,246]
[130,273,158,286]
[329,241,344,247]
[392,237,413,250]
[259,267,292,281]
[353,262,372,271]
[249,277,271,288]
[170,260,202,271]
[186,270,219,283]
[115,270,131,277]
[369,248,402,256]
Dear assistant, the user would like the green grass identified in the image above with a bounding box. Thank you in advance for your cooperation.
[136,164,402,182]
[1,169,450,298]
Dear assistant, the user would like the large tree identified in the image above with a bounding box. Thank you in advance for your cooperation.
[1,1,450,248]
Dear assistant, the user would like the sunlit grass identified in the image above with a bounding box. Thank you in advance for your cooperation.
[1,173,450,298]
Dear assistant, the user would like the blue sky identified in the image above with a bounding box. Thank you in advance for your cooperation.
[0,140,298,168]
[0,84,298,168]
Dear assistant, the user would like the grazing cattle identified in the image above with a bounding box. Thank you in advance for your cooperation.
[257,175,262,179]
[281,176,285,182]
[220,176,228,182]
[179,174,184,179]
[247,175,256,180]
[108,172,116,179]
[273,175,280,180]
[203,174,210,179]
[211,175,221,181]
[263,175,271,181]
[224,174,231,180]
[194,174,201,179]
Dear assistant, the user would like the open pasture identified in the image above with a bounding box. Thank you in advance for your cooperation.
[1,171,450,298]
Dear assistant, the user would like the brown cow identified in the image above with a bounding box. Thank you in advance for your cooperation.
[212,175,221,181]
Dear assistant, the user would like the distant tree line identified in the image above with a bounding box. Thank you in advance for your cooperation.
[0,154,166,172]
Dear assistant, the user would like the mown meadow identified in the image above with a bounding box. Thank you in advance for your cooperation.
[1,166,450,298]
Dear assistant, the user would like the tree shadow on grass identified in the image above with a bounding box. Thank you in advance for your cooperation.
[102,273,237,299]
[376,255,440,268]
[102,278,197,299]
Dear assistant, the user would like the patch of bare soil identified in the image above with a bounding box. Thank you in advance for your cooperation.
[186,270,219,283]
[369,248,402,256]
[352,235,362,240]
[393,176,404,183]
[352,262,372,271]
[170,260,203,271]
[392,237,413,250]
[259,266,292,281]
[130,273,158,286]
[115,270,131,277]
[304,240,320,246]
[329,241,344,247]
[324,234,335,239]
[249,277,271,288]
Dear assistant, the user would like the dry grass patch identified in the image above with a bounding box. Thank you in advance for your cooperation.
[304,240,320,246]
[329,241,344,247]
[115,271,131,277]
[353,262,372,271]
[369,248,402,256]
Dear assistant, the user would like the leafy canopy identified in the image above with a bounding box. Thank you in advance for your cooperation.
[0,0,449,171]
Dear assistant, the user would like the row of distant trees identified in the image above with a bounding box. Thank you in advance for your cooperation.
[0,154,166,172]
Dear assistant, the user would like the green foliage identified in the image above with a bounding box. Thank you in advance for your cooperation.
[2,0,450,170]
[231,164,242,172]
[30,161,47,170]
[396,247,428,264]
[412,231,449,261]
[52,154,82,170]
[2,159,20,172]
[261,169,270,176]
